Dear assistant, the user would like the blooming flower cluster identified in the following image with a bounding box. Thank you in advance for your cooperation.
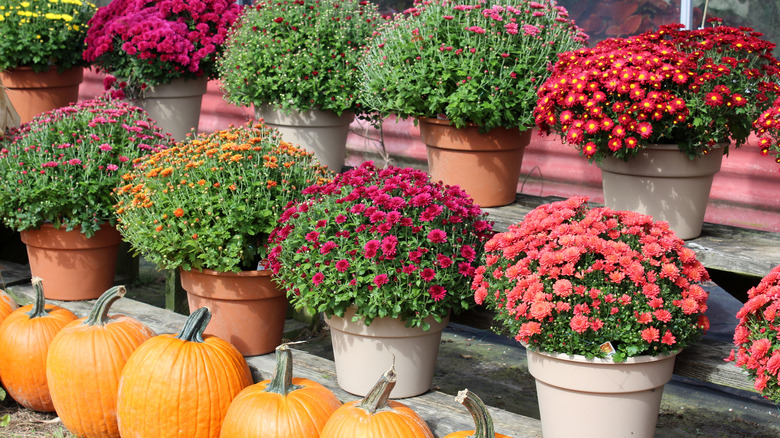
[727,264,780,402]
[219,0,382,116]
[750,97,780,165]
[83,0,241,98]
[0,98,170,237]
[359,0,588,131]
[471,197,710,360]
[268,161,493,329]
[114,123,332,272]
[534,20,780,162]
[0,0,96,72]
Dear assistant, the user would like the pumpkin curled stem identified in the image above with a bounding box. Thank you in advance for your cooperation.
[264,343,303,395]
[175,306,211,343]
[357,365,397,415]
[455,389,495,438]
[83,285,126,326]
[26,277,50,319]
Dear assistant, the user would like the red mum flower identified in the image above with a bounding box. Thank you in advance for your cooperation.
[704,92,724,106]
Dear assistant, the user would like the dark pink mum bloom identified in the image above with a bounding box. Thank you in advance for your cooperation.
[312,272,325,286]
[427,229,447,243]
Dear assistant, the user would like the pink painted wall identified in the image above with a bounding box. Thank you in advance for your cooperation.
[80,70,780,233]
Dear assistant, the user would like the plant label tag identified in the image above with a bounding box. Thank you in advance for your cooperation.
[599,341,616,356]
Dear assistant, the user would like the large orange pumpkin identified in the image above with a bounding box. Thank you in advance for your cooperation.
[0,289,19,321]
[220,343,342,437]
[116,307,253,438]
[443,389,512,438]
[0,277,77,411]
[319,366,434,438]
[47,285,156,438]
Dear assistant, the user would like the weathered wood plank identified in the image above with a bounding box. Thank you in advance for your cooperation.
[6,283,542,438]
[674,338,753,393]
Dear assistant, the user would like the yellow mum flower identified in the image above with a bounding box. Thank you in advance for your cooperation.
[20,1,30,7]
[61,13,72,21]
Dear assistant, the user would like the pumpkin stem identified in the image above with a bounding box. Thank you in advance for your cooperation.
[26,277,50,319]
[455,389,496,438]
[83,285,126,326]
[264,343,302,395]
[175,307,211,343]
[357,365,397,414]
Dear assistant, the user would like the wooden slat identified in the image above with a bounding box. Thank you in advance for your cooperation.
[674,338,754,393]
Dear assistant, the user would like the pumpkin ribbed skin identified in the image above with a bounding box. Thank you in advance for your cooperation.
[0,289,19,321]
[0,277,77,412]
[319,367,434,438]
[116,307,252,438]
[46,285,156,438]
[220,344,342,437]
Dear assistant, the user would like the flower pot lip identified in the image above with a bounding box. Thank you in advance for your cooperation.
[179,267,273,277]
[525,345,680,364]
[418,116,526,131]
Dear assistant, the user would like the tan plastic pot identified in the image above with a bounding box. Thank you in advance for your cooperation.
[0,67,83,124]
[527,348,678,438]
[254,105,354,171]
[20,223,121,301]
[418,117,531,207]
[325,307,448,398]
[179,268,288,356]
[599,144,724,240]
[132,77,208,142]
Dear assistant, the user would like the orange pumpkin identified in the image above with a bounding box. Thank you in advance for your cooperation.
[116,307,253,438]
[319,366,434,438]
[220,343,342,437]
[0,288,19,321]
[443,389,512,438]
[47,285,156,438]
[0,277,77,411]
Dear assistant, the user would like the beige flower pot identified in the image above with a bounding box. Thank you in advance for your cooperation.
[324,307,449,398]
[598,144,724,240]
[254,105,354,171]
[527,348,678,438]
[132,77,208,142]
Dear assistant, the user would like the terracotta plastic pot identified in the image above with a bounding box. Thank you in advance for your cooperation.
[254,105,354,171]
[325,307,449,398]
[599,144,725,240]
[131,77,208,142]
[0,67,83,124]
[19,223,121,300]
[179,268,288,356]
[418,117,531,207]
[527,348,678,438]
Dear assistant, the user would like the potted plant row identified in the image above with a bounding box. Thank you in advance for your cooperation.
[113,122,333,356]
[0,97,171,300]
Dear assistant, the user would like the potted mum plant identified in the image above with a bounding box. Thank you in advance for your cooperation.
[113,122,332,356]
[0,0,96,123]
[0,98,171,300]
[534,20,780,239]
[218,0,382,171]
[268,161,493,397]
[359,0,587,207]
[727,264,780,404]
[83,0,242,140]
[471,196,711,438]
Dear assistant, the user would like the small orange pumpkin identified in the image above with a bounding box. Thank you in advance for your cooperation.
[116,307,253,438]
[319,366,434,438]
[0,277,77,411]
[220,343,342,437]
[443,389,512,438]
[0,288,19,321]
[47,284,156,438]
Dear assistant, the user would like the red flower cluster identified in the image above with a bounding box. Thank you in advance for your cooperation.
[751,98,780,165]
[471,197,710,360]
[728,265,780,402]
[268,161,493,329]
[534,20,780,162]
